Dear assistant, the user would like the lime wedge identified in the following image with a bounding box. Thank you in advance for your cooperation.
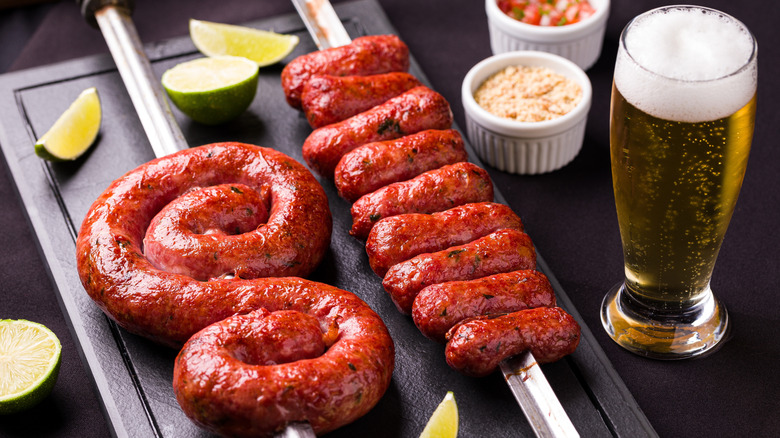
[34,87,101,162]
[189,19,299,67]
[420,391,459,438]
[162,55,259,125]
[0,319,62,415]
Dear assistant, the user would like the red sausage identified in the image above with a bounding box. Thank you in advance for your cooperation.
[349,162,493,239]
[382,228,537,314]
[302,86,453,178]
[302,72,422,128]
[444,307,580,377]
[144,183,272,280]
[365,202,523,277]
[334,129,468,202]
[77,143,393,436]
[412,270,556,343]
[281,34,410,109]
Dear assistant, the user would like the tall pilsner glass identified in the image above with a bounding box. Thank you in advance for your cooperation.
[601,5,757,359]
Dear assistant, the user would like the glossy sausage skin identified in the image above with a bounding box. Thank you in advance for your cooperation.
[334,129,468,202]
[144,183,272,280]
[445,307,580,377]
[365,202,523,277]
[302,72,422,128]
[79,143,331,302]
[281,34,410,109]
[412,270,556,343]
[382,228,536,314]
[172,281,394,437]
[302,86,453,178]
[349,162,493,240]
[77,143,394,436]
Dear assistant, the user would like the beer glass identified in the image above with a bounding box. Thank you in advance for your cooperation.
[601,5,757,359]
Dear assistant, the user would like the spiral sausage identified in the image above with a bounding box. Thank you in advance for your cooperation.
[365,202,523,277]
[445,307,580,377]
[302,72,422,128]
[76,143,394,436]
[334,129,468,202]
[281,34,410,109]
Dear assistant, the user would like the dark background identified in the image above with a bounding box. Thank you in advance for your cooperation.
[1,0,778,437]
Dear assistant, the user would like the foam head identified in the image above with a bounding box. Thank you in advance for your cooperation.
[614,6,757,122]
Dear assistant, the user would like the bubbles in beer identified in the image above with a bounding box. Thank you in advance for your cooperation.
[615,6,756,123]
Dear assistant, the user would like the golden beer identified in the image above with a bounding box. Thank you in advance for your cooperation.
[601,5,757,358]
[610,87,756,308]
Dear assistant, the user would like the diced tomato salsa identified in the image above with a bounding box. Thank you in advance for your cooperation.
[497,0,596,26]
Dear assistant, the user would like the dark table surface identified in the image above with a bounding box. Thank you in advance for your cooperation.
[1,1,778,437]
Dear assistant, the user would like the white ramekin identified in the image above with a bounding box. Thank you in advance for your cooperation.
[485,0,610,70]
[462,51,592,174]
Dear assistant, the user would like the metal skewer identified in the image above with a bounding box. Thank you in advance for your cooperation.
[77,1,313,436]
[289,1,579,436]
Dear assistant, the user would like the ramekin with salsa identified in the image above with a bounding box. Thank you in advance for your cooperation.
[497,0,596,26]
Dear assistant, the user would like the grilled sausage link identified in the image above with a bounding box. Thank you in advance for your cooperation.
[302,86,453,178]
[365,202,523,277]
[444,307,580,377]
[412,270,556,343]
[302,72,422,128]
[281,34,410,109]
[382,228,536,314]
[349,162,493,239]
[334,129,468,202]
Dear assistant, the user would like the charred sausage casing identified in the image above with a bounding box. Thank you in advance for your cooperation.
[281,34,410,109]
[303,85,453,179]
[382,228,537,314]
[445,307,580,377]
[302,72,422,128]
[365,202,523,277]
[349,162,493,240]
[412,269,556,343]
[334,129,468,202]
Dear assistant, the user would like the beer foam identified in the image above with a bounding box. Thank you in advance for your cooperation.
[615,7,756,122]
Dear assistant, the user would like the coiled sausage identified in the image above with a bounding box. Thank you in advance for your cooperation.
[382,228,537,314]
[349,162,493,239]
[445,307,580,377]
[334,129,468,202]
[76,143,394,436]
[412,270,556,343]
[302,85,453,178]
[302,72,422,128]
[281,34,410,109]
[365,202,523,277]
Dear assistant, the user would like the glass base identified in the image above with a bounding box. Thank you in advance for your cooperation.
[600,282,730,360]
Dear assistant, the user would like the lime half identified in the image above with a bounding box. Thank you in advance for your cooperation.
[34,87,101,162]
[420,391,459,438]
[190,19,299,67]
[162,55,259,125]
[0,319,62,415]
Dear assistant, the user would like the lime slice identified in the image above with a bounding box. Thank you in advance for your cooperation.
[0,319,62,415]
[162,55,259,125]
[420,391,459,438]
[189,19,299,67]
[34,87,101,162]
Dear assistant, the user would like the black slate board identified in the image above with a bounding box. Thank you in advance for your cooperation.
[0,1,657,437]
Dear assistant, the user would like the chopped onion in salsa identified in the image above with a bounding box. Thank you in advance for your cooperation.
[497,0,595,26]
